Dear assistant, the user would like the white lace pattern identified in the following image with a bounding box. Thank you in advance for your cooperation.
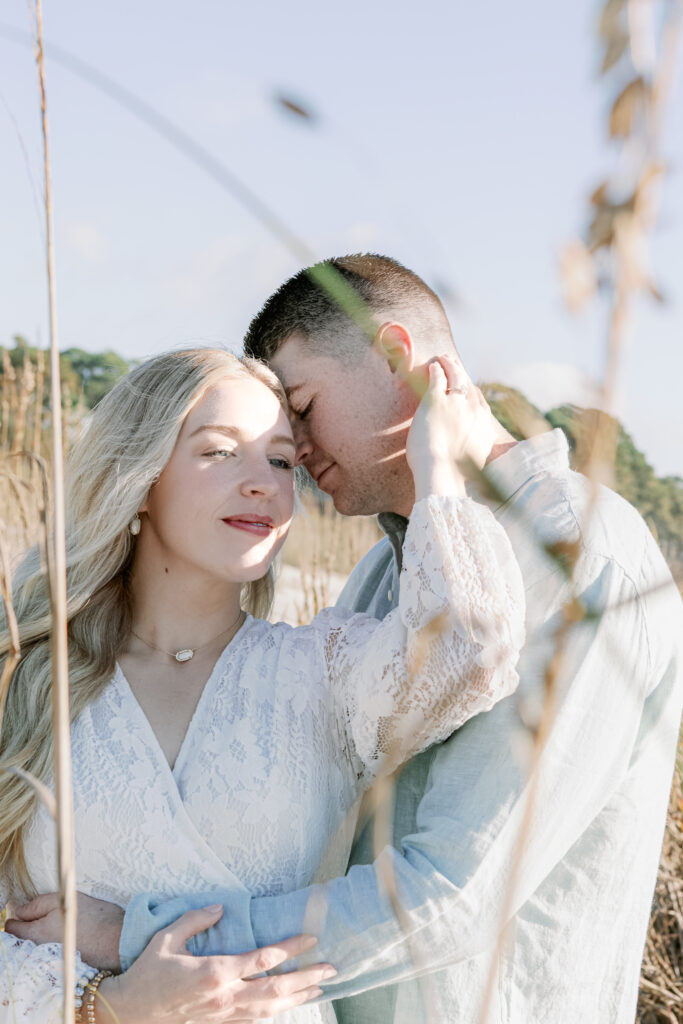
[1,496,525,1022]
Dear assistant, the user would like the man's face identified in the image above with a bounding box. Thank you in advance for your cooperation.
[270,333,416,517]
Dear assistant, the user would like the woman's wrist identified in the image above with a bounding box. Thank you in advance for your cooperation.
[90,975,130,1024]
[414,460,467,501]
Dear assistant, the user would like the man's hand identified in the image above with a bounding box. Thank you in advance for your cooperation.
[5,891,124,971]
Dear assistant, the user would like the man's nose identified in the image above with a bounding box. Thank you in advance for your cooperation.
[291,420,314,465]
[295,437,314,465]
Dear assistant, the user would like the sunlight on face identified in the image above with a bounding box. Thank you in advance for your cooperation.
[142,376,296,586]
[271,334,414,516]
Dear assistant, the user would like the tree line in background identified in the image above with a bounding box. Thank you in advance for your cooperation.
[2,336,131,415]
[6,338,680,579]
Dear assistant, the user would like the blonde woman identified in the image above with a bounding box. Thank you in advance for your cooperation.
[0,348,525,1023]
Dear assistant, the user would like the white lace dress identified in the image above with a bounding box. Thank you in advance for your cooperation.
[1,496,525,1023]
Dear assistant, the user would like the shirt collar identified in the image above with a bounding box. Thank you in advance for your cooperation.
[376,428,570,557]
[377,511,409,570]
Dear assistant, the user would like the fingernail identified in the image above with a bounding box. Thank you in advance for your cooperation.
[308,987,323,999]
[203,904,222,913]
[321,966,338,979]
[301,934,318,948]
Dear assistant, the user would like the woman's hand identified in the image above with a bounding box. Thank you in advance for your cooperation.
[406,357,494,501]
[94,907,334,1023]
[7,896,334,1022]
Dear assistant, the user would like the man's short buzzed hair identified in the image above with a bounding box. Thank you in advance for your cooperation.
[243,253,455,363]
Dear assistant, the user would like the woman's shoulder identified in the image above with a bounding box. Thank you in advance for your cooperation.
[247,605,365,640]
[213,611,350,712]
[241,607,372,682]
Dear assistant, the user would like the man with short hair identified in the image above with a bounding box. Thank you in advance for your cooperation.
[243,255,502,520]
[15,255,683,1021]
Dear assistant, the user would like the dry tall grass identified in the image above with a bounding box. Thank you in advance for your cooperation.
[638,736,683,1023]
[282,487,381,621]
[2,4,79,1019]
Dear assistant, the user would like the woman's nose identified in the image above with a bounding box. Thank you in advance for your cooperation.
[239,464,279,497]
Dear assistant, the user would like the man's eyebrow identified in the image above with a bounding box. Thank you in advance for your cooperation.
[190,424,295,448]
[284,383,305,400]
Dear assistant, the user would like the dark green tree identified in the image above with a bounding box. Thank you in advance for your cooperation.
[2,336,132,411]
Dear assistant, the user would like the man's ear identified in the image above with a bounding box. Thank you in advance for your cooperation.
[373,322,416,378]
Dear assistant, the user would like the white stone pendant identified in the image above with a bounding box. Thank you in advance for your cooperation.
[175,649,194,663]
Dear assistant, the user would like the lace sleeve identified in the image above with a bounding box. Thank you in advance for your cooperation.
[325,494,525,781]
[1,896,94,1024]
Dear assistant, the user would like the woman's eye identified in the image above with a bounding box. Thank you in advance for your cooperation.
[206,448,234,458]
[270,457,294,471]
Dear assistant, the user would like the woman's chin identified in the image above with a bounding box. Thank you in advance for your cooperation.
[233,557,275,582]
[237,539,287,579]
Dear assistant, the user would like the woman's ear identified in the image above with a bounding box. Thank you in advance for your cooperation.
[373,322,416,378]
[139,472,161,514]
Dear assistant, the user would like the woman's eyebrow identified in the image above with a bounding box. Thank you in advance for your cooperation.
[189,424,239,438]
[189,424,295,449]
[270,434,297,449]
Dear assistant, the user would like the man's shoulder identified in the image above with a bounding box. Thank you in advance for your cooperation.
[352,534,394,574]
[506,455,666,580]
[336,535,395,616]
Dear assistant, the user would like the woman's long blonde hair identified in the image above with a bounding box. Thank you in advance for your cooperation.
[0,348,288,895]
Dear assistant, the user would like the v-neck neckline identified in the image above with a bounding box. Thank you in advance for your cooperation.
[114,613,253,778]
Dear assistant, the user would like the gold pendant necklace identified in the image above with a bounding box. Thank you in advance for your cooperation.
[131,609,244,663]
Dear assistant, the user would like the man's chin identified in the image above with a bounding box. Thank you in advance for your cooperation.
[329,489,381,518]
[316,469,385,517]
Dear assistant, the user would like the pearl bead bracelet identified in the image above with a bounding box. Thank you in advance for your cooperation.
[75,968,113,1023]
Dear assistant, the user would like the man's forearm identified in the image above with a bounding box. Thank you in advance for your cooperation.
[120,845,491,998]
[120,888,255,971]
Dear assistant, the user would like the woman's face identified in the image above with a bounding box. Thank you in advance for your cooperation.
[141,375,296,586]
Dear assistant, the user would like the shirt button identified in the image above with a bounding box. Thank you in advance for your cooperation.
[387,589,393,602]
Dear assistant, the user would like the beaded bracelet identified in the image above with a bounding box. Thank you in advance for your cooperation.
[74,965,98,1024]
[80,969,114,1024]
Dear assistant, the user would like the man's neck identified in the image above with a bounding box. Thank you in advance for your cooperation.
[389,426,518,518]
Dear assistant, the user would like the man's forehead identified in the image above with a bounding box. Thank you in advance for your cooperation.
[269,332,334,394]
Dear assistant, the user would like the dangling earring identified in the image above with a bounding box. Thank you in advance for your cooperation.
[129,514,141,536]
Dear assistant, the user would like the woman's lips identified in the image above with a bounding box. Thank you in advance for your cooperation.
[222,517,274,537]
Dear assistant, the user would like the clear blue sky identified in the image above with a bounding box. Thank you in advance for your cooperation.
[1,0,681,475]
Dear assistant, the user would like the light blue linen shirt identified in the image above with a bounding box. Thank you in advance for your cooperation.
[121,430,683,1023]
